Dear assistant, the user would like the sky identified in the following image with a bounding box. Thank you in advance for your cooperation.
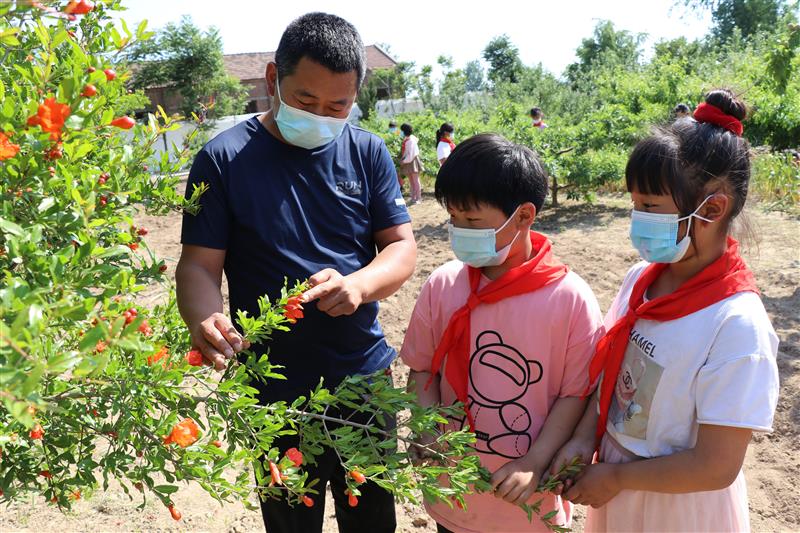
[113,0,714,79]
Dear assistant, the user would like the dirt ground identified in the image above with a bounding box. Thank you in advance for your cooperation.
[1,188,798,533]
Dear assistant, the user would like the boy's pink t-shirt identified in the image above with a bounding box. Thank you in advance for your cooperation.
[400,258,604,533]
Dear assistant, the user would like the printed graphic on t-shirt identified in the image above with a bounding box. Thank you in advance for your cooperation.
[608,329,664,439]
[452,330,544,459]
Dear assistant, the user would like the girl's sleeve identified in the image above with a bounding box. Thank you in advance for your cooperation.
[695,299,780,432]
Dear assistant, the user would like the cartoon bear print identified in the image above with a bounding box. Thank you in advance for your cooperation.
[458,330,544,459]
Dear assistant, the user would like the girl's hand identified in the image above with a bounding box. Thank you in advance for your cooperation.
[564,463,621,508]
[547,436,595,495]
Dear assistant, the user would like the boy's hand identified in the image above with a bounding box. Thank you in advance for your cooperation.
[490,455,547,506]
[547,437,595,495]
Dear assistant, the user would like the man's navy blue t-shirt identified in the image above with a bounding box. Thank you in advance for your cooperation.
[181,117,410,402]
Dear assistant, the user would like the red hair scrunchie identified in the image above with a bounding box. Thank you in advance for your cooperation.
[693,102,744,136]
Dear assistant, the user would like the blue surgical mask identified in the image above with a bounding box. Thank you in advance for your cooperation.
[274,77,350,150]
[448,207,521,267]
[629,195,714,263]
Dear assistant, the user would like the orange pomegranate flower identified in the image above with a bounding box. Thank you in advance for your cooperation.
[28,98,71,141]
[285,447,303,467]
[64,0,94,15]
[283,295,304,324]
[163,418,199,448]
[0,132,20,161]
[147,346,169,366]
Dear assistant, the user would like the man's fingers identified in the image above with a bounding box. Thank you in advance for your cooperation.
[196,338,227,371]
[215,317,244,352]
[302,280,335,303]
[202,322,235,359]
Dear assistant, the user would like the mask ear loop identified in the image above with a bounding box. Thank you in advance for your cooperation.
[494,205,523,234]
[677,194,717,245]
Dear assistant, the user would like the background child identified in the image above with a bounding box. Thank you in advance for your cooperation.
[550,89,780,532]
[399,123,424,204]
[400,133,604,533]
[436,122,456,165]
[530,107,548,129]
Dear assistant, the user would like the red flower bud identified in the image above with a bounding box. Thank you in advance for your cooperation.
[269,461,282,486]
[350,470,366,484]
[110,116,135,129]
[29,424,44,440]
[80,84,97,97]
[302,495,314,507]
[168,504,181,521]
[104,68,116,81]
[346,489,358,507]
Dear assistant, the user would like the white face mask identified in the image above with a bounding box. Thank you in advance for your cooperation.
[448,207,521,267]
[274,76,351,150]
[629,195,715,263]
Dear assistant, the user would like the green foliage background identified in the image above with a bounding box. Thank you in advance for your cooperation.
[364,5,800,211]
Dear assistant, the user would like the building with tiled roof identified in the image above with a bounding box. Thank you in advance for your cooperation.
[144,45,397,116]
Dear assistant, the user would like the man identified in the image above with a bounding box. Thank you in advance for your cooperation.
[176,12,415,533]
[673,103,691,119]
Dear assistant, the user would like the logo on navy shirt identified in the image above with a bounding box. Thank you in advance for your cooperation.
[336,180,362,196]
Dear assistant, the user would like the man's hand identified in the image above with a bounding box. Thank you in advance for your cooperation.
[490,455,547,506]
[190,312,250,371]
[302,269,364,317]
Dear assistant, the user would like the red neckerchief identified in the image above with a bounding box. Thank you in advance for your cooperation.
[428,231,569,429]
[440,137,456,151]
[586,237,758,448]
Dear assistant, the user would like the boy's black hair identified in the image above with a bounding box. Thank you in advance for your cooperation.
[530,107,543,118]
[389,121,397,127]
[400,123,413,136]
[275,13,367,87]
[673,103,691,114]
[627,89,751,220]
[435,133,548,215]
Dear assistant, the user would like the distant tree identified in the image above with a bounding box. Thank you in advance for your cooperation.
[127,16,248,119]
[483,35,524,85]
[464,60,486,91]
[676,0,795,40]
[565,21,645,88]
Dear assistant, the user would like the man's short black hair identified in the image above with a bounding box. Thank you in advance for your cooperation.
[435,133,549,215]
[673,103,691,114]
[275,12,367,87]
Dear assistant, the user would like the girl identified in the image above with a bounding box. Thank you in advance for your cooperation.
[399,123,424,204]
[550,89,780,532]
[436,122,456,166]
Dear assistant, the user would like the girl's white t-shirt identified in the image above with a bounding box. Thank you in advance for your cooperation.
[436,140,452,161]
[603,261,780,458]
[401,134,420,163]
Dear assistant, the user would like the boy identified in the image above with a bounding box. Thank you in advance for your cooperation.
[400,134,603,532]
